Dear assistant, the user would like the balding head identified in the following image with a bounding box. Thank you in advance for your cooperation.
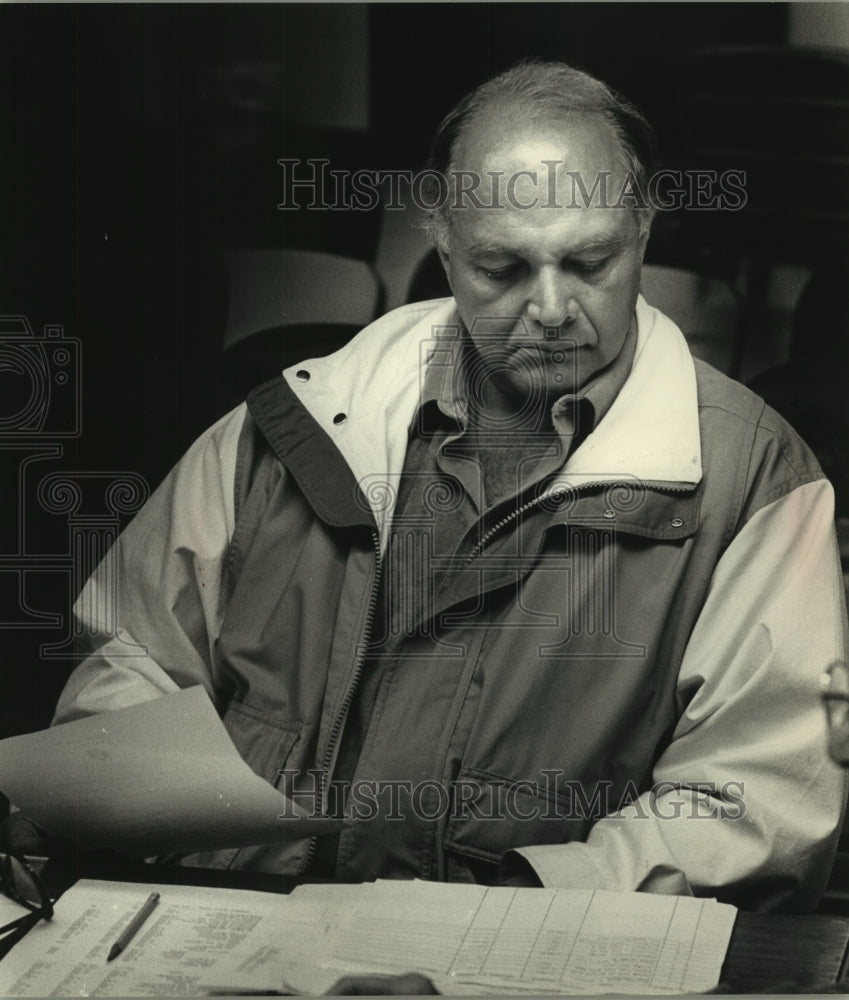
[424,60,658,249]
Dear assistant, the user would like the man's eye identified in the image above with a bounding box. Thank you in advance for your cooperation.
[482,266,520,283]
[573,258,611,276]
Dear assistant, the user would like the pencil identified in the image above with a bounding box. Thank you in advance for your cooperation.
[106,891,160,961]
[203,985,303,996]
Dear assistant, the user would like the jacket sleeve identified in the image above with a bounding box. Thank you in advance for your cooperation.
[52,405,247,723]
[511,477,849,911]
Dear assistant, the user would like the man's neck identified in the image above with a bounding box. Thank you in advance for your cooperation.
[463,400,562,509]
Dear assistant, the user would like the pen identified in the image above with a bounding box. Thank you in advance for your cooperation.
[106,891,160,962]
[203,986,303,996]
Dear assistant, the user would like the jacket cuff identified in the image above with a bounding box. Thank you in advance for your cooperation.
[497,850,543,887]
[508,843,693,896]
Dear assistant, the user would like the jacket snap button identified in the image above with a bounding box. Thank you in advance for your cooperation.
[602,508,615,519]
[296,369,310,381]
[333,412,347,425]
[671,517,684,527]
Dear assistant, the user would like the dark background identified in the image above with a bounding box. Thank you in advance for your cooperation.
[0,3,813,736]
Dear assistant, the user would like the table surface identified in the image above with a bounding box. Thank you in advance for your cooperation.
[3,855,849,993]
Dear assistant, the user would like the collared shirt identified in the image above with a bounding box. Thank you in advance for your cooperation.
[393,323,639,609]
[313,319,637,878]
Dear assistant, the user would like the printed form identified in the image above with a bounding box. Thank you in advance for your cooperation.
[329,881,735,995]
[0,878,736,996]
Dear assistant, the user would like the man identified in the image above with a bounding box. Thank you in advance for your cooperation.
[49,61,847,912]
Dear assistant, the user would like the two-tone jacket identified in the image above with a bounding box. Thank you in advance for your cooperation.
[54,296,849,911]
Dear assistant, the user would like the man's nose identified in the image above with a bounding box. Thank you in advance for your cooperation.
[525,270,577,330]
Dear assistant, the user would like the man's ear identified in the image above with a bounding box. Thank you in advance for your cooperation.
[637,214,654,260]
[434,243,455,297]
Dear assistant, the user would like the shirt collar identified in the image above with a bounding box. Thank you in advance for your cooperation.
[418,337,466,430]
[562,318,637,428]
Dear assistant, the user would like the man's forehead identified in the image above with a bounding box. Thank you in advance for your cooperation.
[449,109,630,219]
[463,220,629,257]
[453,200,636,258]
[452,105,624,181]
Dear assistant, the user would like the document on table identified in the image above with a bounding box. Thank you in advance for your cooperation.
[0,878,737,996]
[0,880,294,998]
[0,895,31,940]
[0,686,339,857]
[324,881,736,995]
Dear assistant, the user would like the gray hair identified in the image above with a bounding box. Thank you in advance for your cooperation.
[423,59,658,249]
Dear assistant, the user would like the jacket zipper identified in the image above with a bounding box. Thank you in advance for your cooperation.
[299,528,383,874]
[466,479,693,564]
[298,479,691,871]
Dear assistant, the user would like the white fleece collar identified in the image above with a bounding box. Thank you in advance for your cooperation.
[284,295,703,541]
[551,295,703,491]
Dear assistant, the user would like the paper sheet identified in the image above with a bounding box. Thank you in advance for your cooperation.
[0,880,288,997]
[0,895,31,940]
[0,879,358,998]
[0,879,737,997]
[324,881,736,996]
[0,687,339,857]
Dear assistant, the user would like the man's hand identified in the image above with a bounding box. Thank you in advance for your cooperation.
[325,973,439,994]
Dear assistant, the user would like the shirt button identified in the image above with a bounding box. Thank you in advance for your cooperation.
[671,517,684,528]
[333,413,347,425]
[296,369,310,381]
[603,508,615,519]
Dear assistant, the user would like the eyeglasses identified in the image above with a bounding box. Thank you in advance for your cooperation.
[821,661,849,767]
[0,853,53,936]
